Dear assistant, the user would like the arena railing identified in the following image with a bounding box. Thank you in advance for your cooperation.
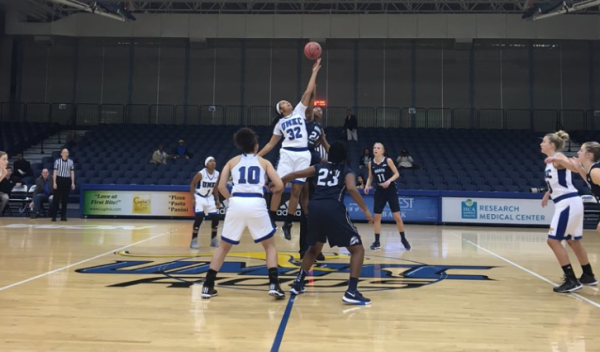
[0,102,594,133]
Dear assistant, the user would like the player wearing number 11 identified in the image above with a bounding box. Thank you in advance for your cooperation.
[201,128,286,300]
[364,142,411,251]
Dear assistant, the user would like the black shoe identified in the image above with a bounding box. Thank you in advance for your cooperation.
[201,283,218,299]
[370,241,381,250]
[401,238,411,251]
[580,273,598,286]
[269,283,285,299]
[51,218,56,222]
[553,276,583,293]
[342,290,371,305]
[30,213,39,219]
[290,280,306,295]
[60,218,67,222]
[282,222,292,241]
[316,252,325,261]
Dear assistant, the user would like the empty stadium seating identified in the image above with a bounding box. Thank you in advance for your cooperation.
[0,122,58,155]
[21,123,597,194]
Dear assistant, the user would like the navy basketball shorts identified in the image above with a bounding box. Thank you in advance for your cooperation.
[373,187,400,214]
[307,199,362,248]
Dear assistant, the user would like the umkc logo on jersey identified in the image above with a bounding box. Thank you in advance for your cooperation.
[76,252,496,291]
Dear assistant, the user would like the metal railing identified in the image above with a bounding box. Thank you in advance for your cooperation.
[0,101,598,131]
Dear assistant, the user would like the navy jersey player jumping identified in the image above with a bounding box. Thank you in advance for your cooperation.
[541,131,597,293]
[364,142,411,251]
[276,141,374,305]
[298,85,330,259]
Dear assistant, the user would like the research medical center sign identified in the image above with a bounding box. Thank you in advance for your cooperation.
[442,197,555,225]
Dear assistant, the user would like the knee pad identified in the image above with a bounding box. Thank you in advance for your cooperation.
[209,214,219,229]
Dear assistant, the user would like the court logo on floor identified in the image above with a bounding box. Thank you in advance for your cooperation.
[76,251,497,293]
[461,199,478,219]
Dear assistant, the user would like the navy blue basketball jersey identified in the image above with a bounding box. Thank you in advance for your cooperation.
[306,120,323,151]
[587,162,600,198]
[370,157,396,189]
[312,163,355,201]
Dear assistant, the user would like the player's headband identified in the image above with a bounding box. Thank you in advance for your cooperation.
[205,156,215,166]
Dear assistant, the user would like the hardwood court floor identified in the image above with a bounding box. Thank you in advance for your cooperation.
[0,218,599,352]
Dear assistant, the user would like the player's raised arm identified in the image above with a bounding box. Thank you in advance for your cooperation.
[300,59,322,108]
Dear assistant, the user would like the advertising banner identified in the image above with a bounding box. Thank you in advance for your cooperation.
[82,189,195,217]
[441,197,555,225]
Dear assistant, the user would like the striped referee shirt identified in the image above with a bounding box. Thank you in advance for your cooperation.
[54,158,74,178]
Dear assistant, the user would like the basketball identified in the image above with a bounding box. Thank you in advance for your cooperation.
[304,41,322,60]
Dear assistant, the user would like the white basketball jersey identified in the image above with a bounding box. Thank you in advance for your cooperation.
[545,153,577,198]
[195,168,219,197]
[273,102,309,149]
[231,154,266,195]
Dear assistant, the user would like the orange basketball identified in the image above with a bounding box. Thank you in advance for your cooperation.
[304,42,322,60]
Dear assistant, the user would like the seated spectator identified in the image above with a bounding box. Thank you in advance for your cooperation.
[13,153,33,182]
[396,149,416,170]
[173,139,192,160]
[0,166,20,216]
[30,168,54,219]
[357,175,365,189]
[359,148,371,169]
[150,145,169,165]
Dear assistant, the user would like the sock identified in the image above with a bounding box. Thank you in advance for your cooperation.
[268,267,279,284]
[210,215,219,239]
[205,269,218,285]
[286,213,294,225]
[582,264,594,276]
[192,216,204,240]
[375,233,380,243]
[399,231,406,240]
[348,277,359,292]
[562,264,576,279]
[296,269,307,283]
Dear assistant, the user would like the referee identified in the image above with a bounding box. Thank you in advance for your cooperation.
[50,148,75,222]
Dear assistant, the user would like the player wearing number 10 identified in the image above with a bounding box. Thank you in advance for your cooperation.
[201,128,286,300]
[258,59,322,240]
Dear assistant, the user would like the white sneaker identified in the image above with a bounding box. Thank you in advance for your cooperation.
[210,238,219,248]
[190,238,199,250]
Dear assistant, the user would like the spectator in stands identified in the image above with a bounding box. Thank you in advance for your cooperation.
[396,149,415,170]
[172,139,192,160]
[0,166,19,216]
[359,148,371,179]
[0,152,8,215]
[343,108,358,141]
[30,168,54,219]
[150,145,169,165]
[357,175,365,189]
[14,153,33,181]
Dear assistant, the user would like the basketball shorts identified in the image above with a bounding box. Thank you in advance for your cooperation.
[373,187,400,214]
[308,199,362,248]
[195,195,218,216]
[277,149,311,184]
[548,194,584,241]
[221,196,276,245]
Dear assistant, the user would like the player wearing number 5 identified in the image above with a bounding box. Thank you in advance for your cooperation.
[201,128,286,300]
[258,59,322,240]
[364,142,411,251]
